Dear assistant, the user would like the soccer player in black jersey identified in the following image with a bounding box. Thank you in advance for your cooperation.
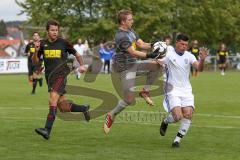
[32,20,90,140]
[217,42,229,75]
[189,40,200,77]
[24,32,43,94]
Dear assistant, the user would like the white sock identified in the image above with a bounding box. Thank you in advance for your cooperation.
[164,114,175,124]
[174,118,191,143]
[77,72,81,79]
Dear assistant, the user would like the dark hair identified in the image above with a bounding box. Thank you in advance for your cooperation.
[218,42,227,51]
[117,9,132,24]
[32,32,39,35]
[176,33,189,42]
[164,35,172,41]
[46,20,60,31]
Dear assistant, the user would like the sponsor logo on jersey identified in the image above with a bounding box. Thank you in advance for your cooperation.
[30,48,35,53]
[192,48,199,54]
[44,50,61,58]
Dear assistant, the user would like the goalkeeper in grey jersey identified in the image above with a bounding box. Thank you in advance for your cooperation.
[103,9,166,134]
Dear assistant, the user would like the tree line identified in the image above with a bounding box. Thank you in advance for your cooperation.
[17,0,240,53]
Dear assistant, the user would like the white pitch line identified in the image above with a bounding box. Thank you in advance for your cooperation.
[0,116,239,129]
[1,107,240,120]
[0,107,46,110]
[0,116,45,120]
[111,121,240,129]
[195,113,240,119]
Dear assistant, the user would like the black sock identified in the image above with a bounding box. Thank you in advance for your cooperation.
[37,78,43,86]
[173,132,184,143]
[32,78,37,93]
[44,106,57,134]
[70,103,87,112]
[177,132,184,138]
[37,77,43,82]
[103,63,106,72]
[108,64,110,74]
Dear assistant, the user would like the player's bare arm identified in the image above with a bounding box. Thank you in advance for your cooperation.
[32,41,40,65]
[126,45,147,58]
[216,53,219,60]
[127,44,166,59]
[192,47,209,72]
[136,39,151,50]
[226,52,229,64]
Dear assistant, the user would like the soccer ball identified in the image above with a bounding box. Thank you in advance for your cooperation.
[152,41,167,58]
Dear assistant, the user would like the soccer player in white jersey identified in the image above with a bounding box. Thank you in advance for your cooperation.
[157,33,209,148]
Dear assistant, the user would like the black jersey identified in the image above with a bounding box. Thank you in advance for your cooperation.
[25,42,36,63]
[189,47,199,60]
[38,37,77,76]
[217,50,228,59]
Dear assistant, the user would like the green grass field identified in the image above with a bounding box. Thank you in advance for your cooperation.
[0,71,239,160]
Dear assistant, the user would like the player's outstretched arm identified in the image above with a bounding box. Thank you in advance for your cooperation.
[127,44,166,59]
[136,39,151,50]
[126,46,147,58]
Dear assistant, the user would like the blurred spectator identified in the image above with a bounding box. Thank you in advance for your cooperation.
[73,38,85,79]
[83,40,90,55]
[74,38,85,55]
[164,35,174,52]
[99,42,115,74]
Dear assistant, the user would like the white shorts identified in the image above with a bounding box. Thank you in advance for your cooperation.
[163,94,195,113]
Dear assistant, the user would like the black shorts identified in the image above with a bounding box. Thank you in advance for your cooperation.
[218,58,226,64]
[28,63,34,76]
[28,61,43,76]
[45,75,67,95]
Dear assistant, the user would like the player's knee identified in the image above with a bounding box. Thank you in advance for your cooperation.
[124,99,134,105]
[183,113,193,120]
[173,114,183,122]
[49,94,60,106]
[49,100,57,107]
[124,97,135,105]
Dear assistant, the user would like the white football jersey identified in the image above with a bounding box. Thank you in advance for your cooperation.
[159,49,197,95]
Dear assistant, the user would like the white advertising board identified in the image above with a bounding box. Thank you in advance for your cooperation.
[0,58,28,74]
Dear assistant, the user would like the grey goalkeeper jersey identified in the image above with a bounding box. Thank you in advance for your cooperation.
[113,28,139,72]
